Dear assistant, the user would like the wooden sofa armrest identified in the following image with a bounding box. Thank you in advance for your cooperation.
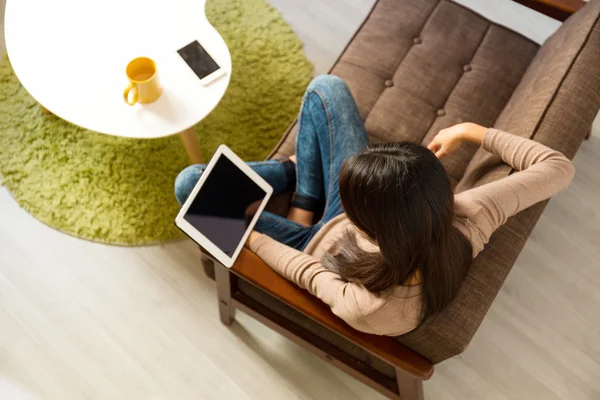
[512,0,587,21]
[230,248,434,380]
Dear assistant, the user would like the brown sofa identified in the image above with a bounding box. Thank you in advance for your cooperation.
[201,0,600,398]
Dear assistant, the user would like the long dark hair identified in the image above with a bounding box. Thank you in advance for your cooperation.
[323,142,472,321]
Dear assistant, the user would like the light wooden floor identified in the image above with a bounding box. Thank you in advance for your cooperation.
[1,1,600,399]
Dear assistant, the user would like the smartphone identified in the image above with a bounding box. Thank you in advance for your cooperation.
[177,40,226,85]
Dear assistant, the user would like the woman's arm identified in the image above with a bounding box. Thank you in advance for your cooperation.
[427,122,488,158]
[429,123,575,256]
[246,231,380,333]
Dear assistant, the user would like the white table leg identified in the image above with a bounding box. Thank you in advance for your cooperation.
[179,128,203,164]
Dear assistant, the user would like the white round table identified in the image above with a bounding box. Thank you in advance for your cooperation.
[4,0,232,163]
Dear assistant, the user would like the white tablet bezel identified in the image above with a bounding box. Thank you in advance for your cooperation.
[175,145,273,268]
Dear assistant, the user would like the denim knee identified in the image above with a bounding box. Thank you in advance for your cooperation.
[308,74,347,93]
[306,75,354,110]
[174,164,205,205]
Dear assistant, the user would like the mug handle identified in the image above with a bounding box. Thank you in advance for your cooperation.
[123,83,138,106]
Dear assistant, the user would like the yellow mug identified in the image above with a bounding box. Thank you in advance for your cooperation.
[123,57,162,105]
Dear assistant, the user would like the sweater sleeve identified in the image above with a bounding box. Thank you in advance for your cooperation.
[454,128,575,257]
[248,233,379,334]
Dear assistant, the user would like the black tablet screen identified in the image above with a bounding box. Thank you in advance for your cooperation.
[177,40,221,80]
[183,155,266,257]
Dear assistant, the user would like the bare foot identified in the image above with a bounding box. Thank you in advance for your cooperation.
[287,206,314,227]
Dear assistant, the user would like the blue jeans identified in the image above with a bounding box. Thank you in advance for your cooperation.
[174,75,369,250]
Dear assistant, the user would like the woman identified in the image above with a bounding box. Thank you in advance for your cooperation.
[175,75,574,336]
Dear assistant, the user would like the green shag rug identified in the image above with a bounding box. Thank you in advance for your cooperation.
[0,0,312,245]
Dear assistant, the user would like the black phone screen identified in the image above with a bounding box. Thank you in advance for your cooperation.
[177,40,221,80]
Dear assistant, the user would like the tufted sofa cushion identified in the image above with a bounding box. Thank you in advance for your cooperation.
[228,0,600,368]
[270,0,539,187]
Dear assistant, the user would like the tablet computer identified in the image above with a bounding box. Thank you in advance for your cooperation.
[175,145,273,267]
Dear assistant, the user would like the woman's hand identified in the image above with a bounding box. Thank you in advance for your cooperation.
[427,122,488,159]
[246,231,262,248]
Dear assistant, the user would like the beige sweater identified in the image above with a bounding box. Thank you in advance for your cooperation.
[249,129,575,336]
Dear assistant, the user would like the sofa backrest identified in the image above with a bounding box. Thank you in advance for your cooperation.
[398,0,600,363]
[271,0,541,188]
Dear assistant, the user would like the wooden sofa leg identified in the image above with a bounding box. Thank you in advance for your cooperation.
[397,369,424,400]
[215,264,236,326]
